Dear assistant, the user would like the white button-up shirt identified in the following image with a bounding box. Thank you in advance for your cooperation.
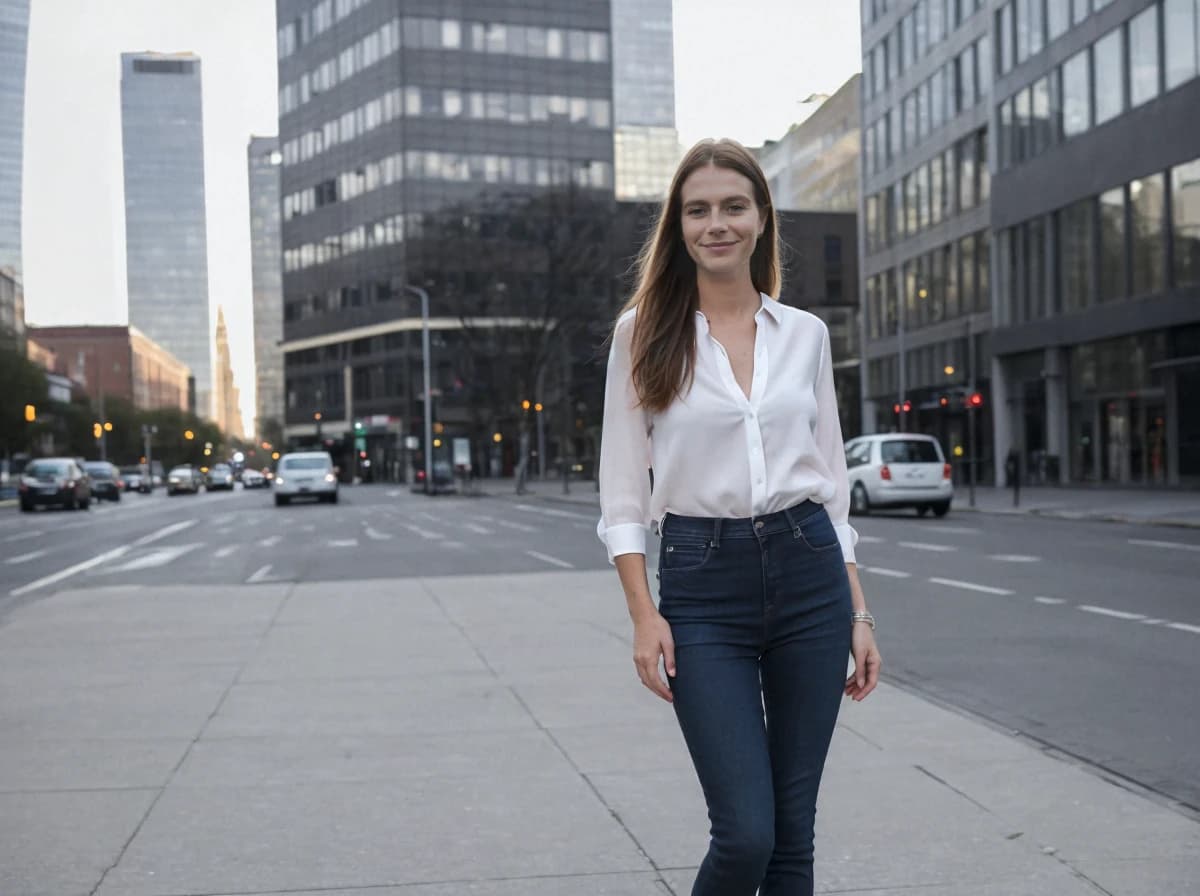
[597,293,858,564]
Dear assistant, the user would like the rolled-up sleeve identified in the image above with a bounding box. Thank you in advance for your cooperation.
[813,323,859,564]
[596,314,652,563]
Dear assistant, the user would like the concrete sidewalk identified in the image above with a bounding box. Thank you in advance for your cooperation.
[499,477,1200,529]
[1,572,1195,895]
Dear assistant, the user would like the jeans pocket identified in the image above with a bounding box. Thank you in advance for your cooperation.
[793,512,841,553]
[660,539,712,573]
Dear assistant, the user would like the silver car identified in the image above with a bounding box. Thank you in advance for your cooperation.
[273,451,338,506]
[844,433,953,517]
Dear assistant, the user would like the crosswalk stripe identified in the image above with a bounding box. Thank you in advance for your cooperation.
[929,577,1013,596]
[111,544,200,572]
[526,550,574,569]
[5,549,47,565]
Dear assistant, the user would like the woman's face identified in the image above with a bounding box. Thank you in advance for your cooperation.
[678,163,766,281]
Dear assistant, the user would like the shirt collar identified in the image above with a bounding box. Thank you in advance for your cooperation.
[694,293,782,329]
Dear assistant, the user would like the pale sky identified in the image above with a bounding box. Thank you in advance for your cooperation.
[21,0,861,436]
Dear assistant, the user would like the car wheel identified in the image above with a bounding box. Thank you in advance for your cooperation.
[329,492,339,504]
[917,505,930,517]
[114,492,121,502]
[850,482,870,516]
[275,495,288,507]
[932,500,951,518]
[65,494,77,511]
[19,501,32,513]
[81,497,90,510]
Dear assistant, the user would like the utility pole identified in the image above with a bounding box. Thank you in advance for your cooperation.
[966,316,976,509]
[897,273,907,432]
[402,284,434,496]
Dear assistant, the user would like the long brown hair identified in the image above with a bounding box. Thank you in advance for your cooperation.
[617,138,780,414]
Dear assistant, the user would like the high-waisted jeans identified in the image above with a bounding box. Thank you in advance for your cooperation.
[657,501,852,896]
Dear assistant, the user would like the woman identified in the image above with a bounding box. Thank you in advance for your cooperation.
[597,138,881,896]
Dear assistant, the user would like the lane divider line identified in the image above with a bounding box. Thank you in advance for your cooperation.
[1128,538,1200,553]
[5,549,47,565]
[134,519,197,546]
[929,577,1014,596]
[10,545,131,597]
[860,566,911,578]
[526,550,574,569]
[1078,604,1145,622]
[898,541,956,552]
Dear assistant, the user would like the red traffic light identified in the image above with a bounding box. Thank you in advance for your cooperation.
[968,392,984,408]
[359,451,367,459]
[893,403,901,414]
[902,400,912,413]
[939,396,949,407]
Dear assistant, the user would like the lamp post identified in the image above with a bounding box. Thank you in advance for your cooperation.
[403,283,434,496]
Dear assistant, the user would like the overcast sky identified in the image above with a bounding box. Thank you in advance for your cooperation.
[21,0,861,435]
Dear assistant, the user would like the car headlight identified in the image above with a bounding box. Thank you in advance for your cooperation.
[324,473,336,483]
[274,477,284,485]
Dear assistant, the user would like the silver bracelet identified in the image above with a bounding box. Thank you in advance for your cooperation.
[851,611,876,630]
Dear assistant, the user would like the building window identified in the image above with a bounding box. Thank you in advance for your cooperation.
[1129,4,1161,108]
[1093,28,1125,126]
[977,231,991,311]
[1031,75,1053,156]
[1098,186,1127,302]
[1060,197,1094,313]
[1027,216,1048,320]
[1165,0,1200,90]
[999,3,1015,74]
[1171,158,1200,285]
[1062,47,1090,137]
[958,44,976,113]
[1130,174,1166,296]
[824,236,844,301]
[1047,0,1070,41]
[960,233,976,313]
[1071,0,1089,26]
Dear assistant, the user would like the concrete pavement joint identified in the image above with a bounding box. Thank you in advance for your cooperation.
[86,582,299,896]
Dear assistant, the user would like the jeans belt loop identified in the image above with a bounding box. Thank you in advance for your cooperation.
[782,504,802,538]
[710,517,722,550]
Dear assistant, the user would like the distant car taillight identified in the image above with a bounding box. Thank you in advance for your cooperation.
[416,470,426,480]
[943,463,952,479]
[879,465,892,481]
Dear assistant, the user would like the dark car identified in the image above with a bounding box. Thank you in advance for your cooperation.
[411,460,456,494]
[18,458,92,512]
[166,465,204,495]
[120,465,151,493]
[84,462,123,502]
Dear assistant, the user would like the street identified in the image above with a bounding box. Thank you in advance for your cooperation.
[3,484,1198,818]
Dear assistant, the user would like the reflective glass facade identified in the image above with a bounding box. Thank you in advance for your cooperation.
[249,136,284,437]
[0,0,28,344]
[120,53,212,418]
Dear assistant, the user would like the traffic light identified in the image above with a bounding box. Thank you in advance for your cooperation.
[93,422,102,439]
[24,404,35,422]
[902,400,912,413]
[354,420,364,431]
[893,403,901,415]
[521,399,531,411]
[939,395,950,407]
[968,392,984,408]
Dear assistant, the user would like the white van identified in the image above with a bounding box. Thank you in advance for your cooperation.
[844,433,953,517]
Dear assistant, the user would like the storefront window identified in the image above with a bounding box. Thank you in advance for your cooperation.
[1129,4,1161,108]
[1062,48,1090,137]
[1093,29,1125,125]
[1165,0,1199,90]
[1098,186,1127,302]
[1130,173,1165,296]
[1172,158,1200,286]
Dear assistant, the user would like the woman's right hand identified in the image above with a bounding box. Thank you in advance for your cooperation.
[633,611,676,702]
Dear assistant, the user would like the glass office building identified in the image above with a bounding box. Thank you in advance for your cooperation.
[0,0,29,345]
[610,0,679,200]
[120,52,212,418]
[276,0,616,479]
[859,0,1200,485]
[248,135,284,439]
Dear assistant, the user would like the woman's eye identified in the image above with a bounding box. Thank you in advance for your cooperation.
[686,207,706,217]
[727,204,747,212]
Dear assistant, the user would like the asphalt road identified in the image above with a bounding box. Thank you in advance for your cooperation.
[1,483,1197,816]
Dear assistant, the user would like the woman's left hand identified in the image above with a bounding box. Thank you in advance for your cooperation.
[845,623,881,701]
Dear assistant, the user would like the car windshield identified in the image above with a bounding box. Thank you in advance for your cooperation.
[27,461,69,477]
[281,457,328,470]
[85,463,113,478]
[169,467,191,475]
[120,467,141,475]
[881,440,942,464]
[213,464,230,471]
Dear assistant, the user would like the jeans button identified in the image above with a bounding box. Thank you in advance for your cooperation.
[754,520,764,530]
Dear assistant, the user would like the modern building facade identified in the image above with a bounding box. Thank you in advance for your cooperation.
[758,75,863,213]
[213,306,244,439]
[0,0,29,346]
[248,135,284,440]
[120,52,212,419]
[27,325,191,412]
[610,0,679,200]
[276,0,617,479]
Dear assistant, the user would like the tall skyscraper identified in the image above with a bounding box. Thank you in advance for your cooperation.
[275,1,616,477]
[0,0,30,345]
[610,0,679,200]
[120,52,212,418]
[213,306,243,439]
[248,135,283,440]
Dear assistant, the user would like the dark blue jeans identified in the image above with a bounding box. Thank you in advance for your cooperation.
[657,501,852,896]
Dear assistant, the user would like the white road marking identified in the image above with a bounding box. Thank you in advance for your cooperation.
[5,549,47,565]
[1078,605,1146,622]
[929,577,1014,596]
[10,545,131,596]
[515,503,594,521]
[463,523,491,535]
[4,530,43,543]
[495,519,537,533]
[856,535,886,544]
[328,539,358,547]
[526,550,574,569]
[898,541,956,552]
[1034,596,1067,605]
[399,523,442,540]
[386,489,403,497]
[363,526,391,541]
[110,544,201,572]
[859,566,911,578]
[924,525,981,535]
[302,524,316,533]
[1141,618,1166,625]
[259,535,282,548]
[246,564,273,584]
[1167,622,1200,635]
[134,519,197,546]
[214,545,239,559]
[1127,538,1200,553]
[990,554,1041,563]
[441,540,467,550]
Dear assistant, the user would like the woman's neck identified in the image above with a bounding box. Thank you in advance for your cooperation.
[696,273,760,321]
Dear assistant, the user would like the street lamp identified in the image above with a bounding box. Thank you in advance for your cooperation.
[402,283,434,496]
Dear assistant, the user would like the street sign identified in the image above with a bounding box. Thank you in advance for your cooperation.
[453,438,471,471]
[404,436,419,450]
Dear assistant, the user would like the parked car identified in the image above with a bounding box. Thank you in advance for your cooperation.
[206,463,235,491]
[119,465,150,493]
[18,458,92,512]
[273,451,338,506]
[241,468,267,489]
[84,461,123,502]
[166,464,204,495]
[411,460,456,495]
[844,433,953,517]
